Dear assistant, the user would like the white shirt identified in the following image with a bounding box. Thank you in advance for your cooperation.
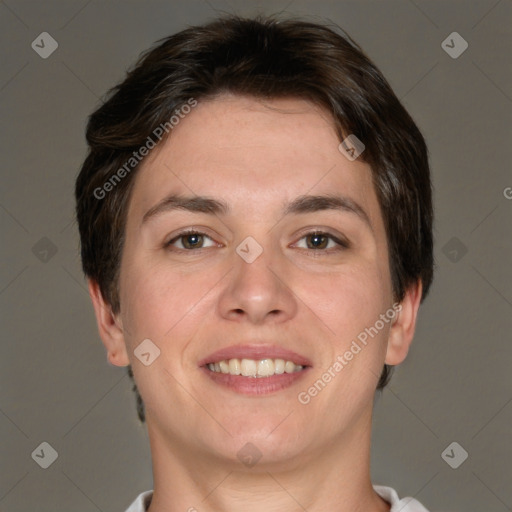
[124,485,430,511]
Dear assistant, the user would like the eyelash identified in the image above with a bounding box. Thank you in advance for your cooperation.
[164,228,349,253]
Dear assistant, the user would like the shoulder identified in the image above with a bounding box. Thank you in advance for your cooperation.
[373,484,430,512]
[124,490,153,512]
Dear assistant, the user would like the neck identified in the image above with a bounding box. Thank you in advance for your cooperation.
[146,406,390,512]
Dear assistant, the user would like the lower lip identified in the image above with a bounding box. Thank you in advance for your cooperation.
[200,366,311,395]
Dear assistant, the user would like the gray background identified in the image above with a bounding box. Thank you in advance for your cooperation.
[1,0,511,511]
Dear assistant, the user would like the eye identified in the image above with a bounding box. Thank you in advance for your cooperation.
[165,230,217,250]
[294,231,348,252]
[164,229,348,252]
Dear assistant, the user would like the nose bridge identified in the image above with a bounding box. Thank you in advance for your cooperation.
[217,233,297,323]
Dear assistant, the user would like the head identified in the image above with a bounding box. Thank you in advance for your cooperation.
[75,15,433,464]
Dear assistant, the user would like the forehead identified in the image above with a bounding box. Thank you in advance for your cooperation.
[127,95,382,227]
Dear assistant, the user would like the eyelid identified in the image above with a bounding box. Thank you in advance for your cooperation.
[291,229,350,251]
[164,227,222,249]
[292,225,350,244]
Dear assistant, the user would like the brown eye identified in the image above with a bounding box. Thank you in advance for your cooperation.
[295,231,348,252]
[306,233,329,249]
[180,233,204,249]
[166,231,216,250]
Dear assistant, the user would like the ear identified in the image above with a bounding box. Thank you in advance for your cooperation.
[88,279,130,367]
[385,279,423,365]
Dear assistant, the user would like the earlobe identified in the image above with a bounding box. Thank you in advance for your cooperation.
[385,280,423,366]
[88,279,130,367]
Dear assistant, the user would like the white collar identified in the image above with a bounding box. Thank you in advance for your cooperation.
[124,485,430,511]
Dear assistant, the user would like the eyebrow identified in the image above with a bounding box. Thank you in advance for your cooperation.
[142,193,372,229]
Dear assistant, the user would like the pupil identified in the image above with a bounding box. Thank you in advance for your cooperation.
[185,234,202,248]
[309,234,326,249]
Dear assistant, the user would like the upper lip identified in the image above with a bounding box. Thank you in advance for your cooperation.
[198,344,312,367]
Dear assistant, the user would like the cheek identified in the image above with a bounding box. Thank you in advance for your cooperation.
[294,263,391,342]
[118,257,217,346]
[298,267,392,417]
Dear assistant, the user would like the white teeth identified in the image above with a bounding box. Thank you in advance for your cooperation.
[284,360,296,374]
[257,359,274,377]
[228,358,241,375]
[241,358,257,377]
[274,359,285,374]
[207,358,305,377]
[219,360,230,374]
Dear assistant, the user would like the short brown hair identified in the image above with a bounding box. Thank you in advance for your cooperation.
[75,15,434,421]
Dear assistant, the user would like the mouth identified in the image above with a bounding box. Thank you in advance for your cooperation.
[206,358,304,377]
[198,345,312,395]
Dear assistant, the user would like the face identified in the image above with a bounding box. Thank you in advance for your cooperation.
[101,95,407,470]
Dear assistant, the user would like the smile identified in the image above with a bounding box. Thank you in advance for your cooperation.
[199,344,312,395]
[207,358,304,377]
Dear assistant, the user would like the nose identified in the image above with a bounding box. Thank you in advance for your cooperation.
[216,241,298,325]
